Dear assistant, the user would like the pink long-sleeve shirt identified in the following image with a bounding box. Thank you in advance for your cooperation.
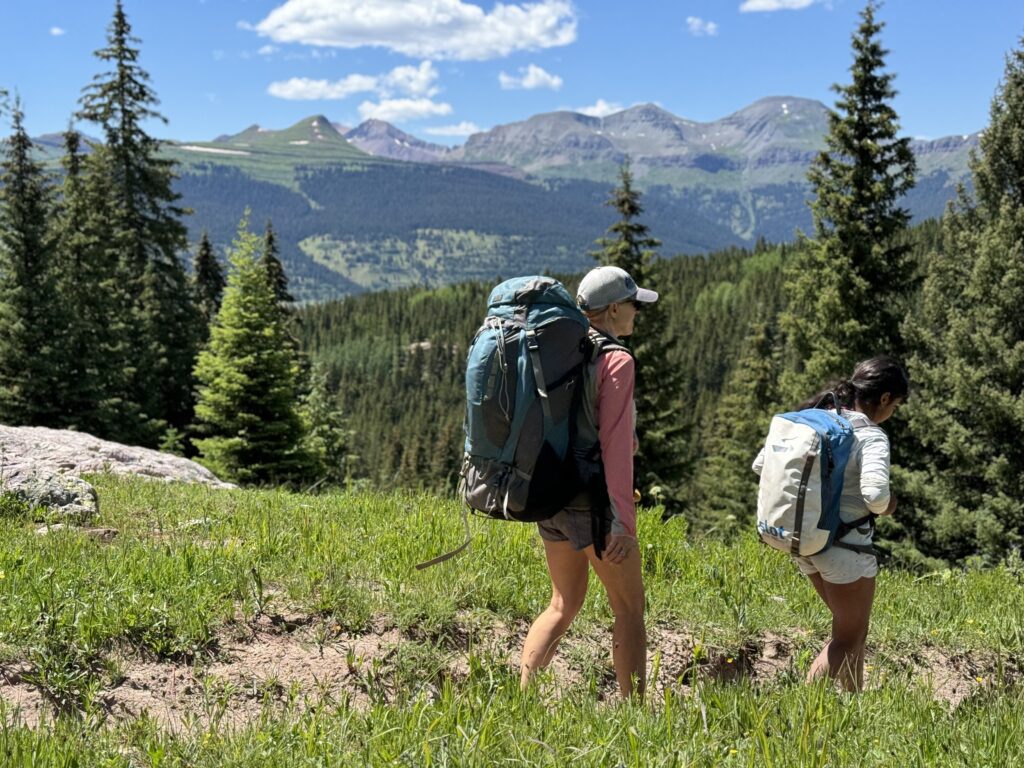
[593,349,638,536]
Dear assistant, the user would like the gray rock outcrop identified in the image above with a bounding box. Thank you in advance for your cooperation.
[0,425,232,521]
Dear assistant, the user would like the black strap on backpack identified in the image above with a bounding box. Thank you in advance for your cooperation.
[832,513,879,556]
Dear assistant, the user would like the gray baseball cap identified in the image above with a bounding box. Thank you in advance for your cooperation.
[576,266,659,311]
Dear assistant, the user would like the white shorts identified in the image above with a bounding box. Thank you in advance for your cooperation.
[794,547,877,584]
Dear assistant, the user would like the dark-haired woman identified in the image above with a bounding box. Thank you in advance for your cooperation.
[753,355,909,691]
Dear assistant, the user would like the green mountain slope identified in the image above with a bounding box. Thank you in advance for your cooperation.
[17,100,980,302]
[163,115,377,187]
[174,159,746,301]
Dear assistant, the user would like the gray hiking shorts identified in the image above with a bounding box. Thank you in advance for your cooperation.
[537,504,613,551]
[793,547,877,584]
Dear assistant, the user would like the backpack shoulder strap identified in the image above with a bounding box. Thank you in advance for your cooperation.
[588,328,634,362]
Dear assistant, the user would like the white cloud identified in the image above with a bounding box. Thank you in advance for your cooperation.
[574,99,623,118]
[498,64,562,91]
[358,98,452,122]
[268,74,378,100]
[267,61,438,101]
[251,0,577,61]
[423,121,482,137]
[686,17,718,37]
[258,44,279,55]
[49,26,66,36]
[380,61,439,97]
[739,0,817,11]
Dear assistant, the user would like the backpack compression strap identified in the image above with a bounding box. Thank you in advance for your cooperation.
[414,501,472,570]
[525,328,553,427]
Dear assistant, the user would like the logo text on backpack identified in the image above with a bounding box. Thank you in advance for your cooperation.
[757,520,788,540]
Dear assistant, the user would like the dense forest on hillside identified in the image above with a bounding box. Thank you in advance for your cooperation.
[294,240,779,485]
[297,219,960,560]
[175,164,747,300]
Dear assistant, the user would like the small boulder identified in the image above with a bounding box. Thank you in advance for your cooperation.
[7,472,98,523]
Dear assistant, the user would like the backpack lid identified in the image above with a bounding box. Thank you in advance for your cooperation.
[487,276,579,313]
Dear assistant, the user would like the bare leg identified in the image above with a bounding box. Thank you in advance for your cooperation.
[806,576,875,691]
[586,543,647,699]
[808,572,832,610]
[520,539,589,688]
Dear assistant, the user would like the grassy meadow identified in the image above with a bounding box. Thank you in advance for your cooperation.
[1,475,1023,766]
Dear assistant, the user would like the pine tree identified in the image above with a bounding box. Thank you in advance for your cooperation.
[903,38,1024,563]
[49,127,107,431]
[299,363,351,487]
[687,320,780,534]
[75,0,198,443]
[0,102,68,426]
[260,221,293,306]
[591,160,687,510]
[191,216,307,485]
[192,231,225,339]
[781,0,916,401]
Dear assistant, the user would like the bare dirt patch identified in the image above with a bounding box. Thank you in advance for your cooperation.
[102,620,409,731]
[901,646,1022,707]
[0,663,48,728]
[3,619,1022,731]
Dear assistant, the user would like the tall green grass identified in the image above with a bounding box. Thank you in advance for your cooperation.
[1,475,1022,765]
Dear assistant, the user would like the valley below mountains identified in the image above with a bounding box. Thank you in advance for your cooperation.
[143,96,977,301]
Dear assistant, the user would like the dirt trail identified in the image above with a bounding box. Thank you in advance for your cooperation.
[0,615,1018,731]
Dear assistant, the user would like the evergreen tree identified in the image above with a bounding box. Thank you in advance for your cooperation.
[781,0,916,400]
[299,363,351,487]
[591,161,687,510]
[0,102,68,426]
[60,129,150,439]
[687,320,780,534]
[75,0,197,443]
[260,220,293,306]
[191,216,307,485]
[192,230,225,337]
[903,38,1024,563]
[49,127,107,431]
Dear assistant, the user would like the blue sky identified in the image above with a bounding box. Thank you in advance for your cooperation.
[2,0,1022,144]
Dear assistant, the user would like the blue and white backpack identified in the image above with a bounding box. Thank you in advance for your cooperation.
[756,395,875,557]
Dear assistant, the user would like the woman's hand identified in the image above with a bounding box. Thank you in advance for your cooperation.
[604,533,638,564]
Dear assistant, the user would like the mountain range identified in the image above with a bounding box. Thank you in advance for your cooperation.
[27,97,980,301]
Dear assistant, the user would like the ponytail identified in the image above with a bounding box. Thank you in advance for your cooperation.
[797,379,856,411]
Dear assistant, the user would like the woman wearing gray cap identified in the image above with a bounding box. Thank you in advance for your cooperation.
[520,265,658,699]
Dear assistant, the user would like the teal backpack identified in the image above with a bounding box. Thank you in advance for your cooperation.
[461,275,591,521]
[417,275,606,569]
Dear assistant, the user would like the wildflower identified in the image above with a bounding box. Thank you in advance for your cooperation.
[727,657,734,664]
[0,570,5,580]
[729,749,738,755]
[975,676,985,683]
[930,629,939,636]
